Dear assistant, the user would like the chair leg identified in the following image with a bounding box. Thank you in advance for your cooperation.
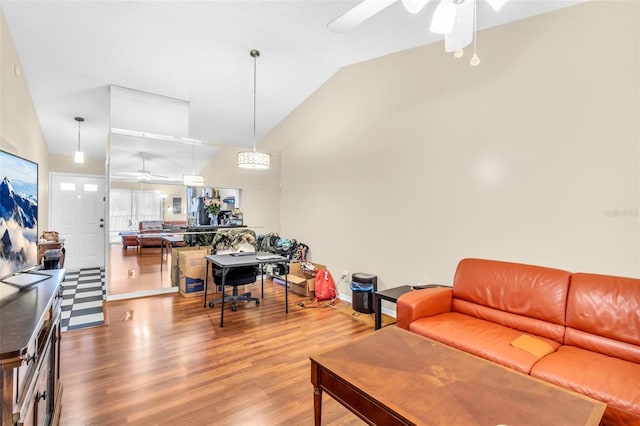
[208,285,260,310]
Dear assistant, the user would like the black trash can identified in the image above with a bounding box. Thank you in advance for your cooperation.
[351,273,377,314]
[43,249,61,270]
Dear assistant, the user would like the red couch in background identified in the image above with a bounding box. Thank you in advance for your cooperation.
[125,220,185,251]
[397,258,640,425]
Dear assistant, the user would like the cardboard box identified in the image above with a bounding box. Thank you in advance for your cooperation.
[178,248,209,273]
[285,262,326,297]
[179,267,218,298]
[180,275,205,293]
[171,246,208,286]
[176,247,211,297]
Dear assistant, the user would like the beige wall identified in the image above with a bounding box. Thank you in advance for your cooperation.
[264,1,640,295]
[0,10,50,231]
[48,153,105,177]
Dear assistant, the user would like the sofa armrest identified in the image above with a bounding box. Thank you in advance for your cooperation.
[396,287,453,330]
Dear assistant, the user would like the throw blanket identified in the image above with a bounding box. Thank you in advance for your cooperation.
[211,229,257,253]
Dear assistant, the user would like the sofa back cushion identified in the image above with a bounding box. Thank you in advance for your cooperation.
[452,258,571,340]
[139,220,164,231]
[565,273,640,363]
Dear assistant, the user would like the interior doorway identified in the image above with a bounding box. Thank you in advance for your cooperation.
[49,173,106,270]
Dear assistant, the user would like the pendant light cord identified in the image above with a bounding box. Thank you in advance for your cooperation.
[473,0,477,55]
[471,0,480,65]
[251,50,260,153]
[74,116,84,151]
[192,141,196,175]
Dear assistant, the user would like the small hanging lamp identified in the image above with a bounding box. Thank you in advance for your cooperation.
[183,141,204,186]
[237,49,271,170]
[74,116,85,163]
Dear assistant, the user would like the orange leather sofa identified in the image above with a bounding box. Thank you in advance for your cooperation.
[136,220,186,252]
[397,258,640,425]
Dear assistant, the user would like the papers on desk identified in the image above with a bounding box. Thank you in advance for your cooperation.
[256,255,281,260]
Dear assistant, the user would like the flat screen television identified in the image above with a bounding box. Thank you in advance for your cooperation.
[0,149,46,286]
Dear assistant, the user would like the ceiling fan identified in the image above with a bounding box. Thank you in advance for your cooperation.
[328,0,510,56]
[113,152,178,183]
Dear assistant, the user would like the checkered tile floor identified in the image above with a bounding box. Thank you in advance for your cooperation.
[61,267,106,332]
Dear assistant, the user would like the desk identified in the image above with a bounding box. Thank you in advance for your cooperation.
[160,235,184,272]
[310,326,605,426]
[204,252,289,327]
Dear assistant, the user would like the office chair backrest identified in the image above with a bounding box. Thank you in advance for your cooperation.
[213,265,258,286]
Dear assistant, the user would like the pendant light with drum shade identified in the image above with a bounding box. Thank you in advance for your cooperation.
[237,50,271,170]
[182,141,204,186]
[74,116,85,163]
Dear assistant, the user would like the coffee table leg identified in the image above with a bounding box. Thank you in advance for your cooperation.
[313,387,322,426]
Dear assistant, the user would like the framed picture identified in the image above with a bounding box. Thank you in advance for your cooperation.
[172,197,182,214]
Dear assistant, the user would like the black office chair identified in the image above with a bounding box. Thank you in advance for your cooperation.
[208,264,260,311]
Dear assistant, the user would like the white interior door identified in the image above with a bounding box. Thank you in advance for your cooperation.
[50,173,106,270]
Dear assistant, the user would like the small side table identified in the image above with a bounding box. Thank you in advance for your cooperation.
[375,284,447,330]
[160,235,185,272]
[38,240,65,267]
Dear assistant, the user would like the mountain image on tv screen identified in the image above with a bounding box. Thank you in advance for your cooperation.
[0,150,38,278]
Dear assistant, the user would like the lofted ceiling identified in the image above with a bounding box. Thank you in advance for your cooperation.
[1,0,583,182]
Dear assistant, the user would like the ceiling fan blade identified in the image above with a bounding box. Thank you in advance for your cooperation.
[328,0,397,33]
[430,0,456,34]
[444,0,474,52]
[486,0,509,12]
[402,0,431,14]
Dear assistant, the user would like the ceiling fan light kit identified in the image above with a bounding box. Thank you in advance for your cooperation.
[430,0,456,34]
[237,49,272,170]
[402,0,431,14]
[114,151,179,183]
[329,0,512,65]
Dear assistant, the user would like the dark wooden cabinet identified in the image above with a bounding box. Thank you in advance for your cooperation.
[0,270,64,426]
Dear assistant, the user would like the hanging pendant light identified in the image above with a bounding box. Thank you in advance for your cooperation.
[182,141,204,186]
[74,116,85,163]
[237,49,272,170]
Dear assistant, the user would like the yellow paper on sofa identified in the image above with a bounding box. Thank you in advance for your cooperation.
[510,335,554,359]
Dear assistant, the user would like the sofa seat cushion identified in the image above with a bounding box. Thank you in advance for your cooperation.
[409,312,560,374]
[530,345,640,425]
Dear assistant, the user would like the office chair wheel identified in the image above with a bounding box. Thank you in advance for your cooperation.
[231,303,237,312]
[256,300,260,306]
[208,301,215,308]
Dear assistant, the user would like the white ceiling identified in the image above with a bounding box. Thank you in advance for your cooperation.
[1,0,583,182]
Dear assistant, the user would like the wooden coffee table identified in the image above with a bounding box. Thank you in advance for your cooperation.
[310,326,605,426]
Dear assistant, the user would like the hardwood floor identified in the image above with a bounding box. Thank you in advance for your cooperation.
[60,279,372,425]
[109,243,174,295]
